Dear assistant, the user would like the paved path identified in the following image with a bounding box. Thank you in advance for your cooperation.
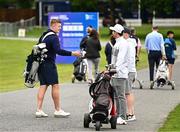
[0,61,180,132]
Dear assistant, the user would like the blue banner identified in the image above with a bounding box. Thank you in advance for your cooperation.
[48,12,99,63]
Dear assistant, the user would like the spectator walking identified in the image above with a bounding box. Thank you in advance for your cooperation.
[164,31,177,83]
[105,36,116,64]
[123,27,137,121]
[145,26,166,85]
[110,24,130,125]
[36,19,80,118]
[81,29,101,84]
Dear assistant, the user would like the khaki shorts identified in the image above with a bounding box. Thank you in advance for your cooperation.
[125,72,136,94]
[111,78,129,94]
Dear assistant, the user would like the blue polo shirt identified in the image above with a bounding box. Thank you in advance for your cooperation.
[39,30,72,62]
[164,38,176,59]
[145,31,164,52]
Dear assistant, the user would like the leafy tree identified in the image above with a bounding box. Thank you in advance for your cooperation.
[71,0,97,12]
[16,0,35,9]
[0,0,34,8]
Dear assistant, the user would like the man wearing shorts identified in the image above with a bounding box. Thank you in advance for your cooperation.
[36,19,80,118]
[164,31,177,83]
[110,24,130,125]
[123,27,137,121]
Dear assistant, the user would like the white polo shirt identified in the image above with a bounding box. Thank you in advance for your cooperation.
[127,38,137,73]
[111,36,130,79]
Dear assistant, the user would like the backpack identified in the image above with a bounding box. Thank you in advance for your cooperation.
[23,32,55,88]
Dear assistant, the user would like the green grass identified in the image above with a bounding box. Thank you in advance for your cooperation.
[0,39,148,92]
[0,39,34,92]
[26,26,47,37]
[159,104,180,131]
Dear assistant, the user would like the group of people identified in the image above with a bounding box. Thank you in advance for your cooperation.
[34,18,176,127]
[106,24,139,124]
[145,26,176,85]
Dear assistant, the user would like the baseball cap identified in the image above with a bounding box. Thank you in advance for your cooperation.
[109,24,124,34]
[123,27,131,34]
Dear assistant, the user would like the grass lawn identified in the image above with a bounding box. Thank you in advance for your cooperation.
[0,39,34,92]
[159,104,180,131]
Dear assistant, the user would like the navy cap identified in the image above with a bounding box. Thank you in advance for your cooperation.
[123,27,131,34]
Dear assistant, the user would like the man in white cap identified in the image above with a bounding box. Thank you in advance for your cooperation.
[110,24,130,125]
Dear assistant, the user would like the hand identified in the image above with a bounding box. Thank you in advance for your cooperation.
[72,51,81,57]
[162,55,166,60]
[103,70,109,74]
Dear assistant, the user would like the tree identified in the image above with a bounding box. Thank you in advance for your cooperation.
[71,0,97,12]
[0,0,35,8]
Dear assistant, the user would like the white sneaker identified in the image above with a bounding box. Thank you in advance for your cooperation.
[35,110,48,118]
[54,109,70,118]
[117,117,127,125]
[126,115,136,122]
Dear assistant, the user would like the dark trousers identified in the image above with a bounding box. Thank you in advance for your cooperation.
[148,51,162,81]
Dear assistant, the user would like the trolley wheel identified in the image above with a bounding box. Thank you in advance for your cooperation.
[95,121,101,131]
[72,76,75,83]
[150,81,154,89]
[110,116,117,129]
[83,113,91,128]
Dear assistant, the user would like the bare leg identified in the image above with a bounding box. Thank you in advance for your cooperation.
[52,84,60,111]
[168,64,173,81]
[37,85,48,110]
[126,93,135,115]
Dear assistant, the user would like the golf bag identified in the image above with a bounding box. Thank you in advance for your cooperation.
[23,32,54,88]
[73,58,87,81]
[83,65,117,131]
[150,59,175,90]
[72,50,87,82]
[89,73,113,118]
[155,60,169,86]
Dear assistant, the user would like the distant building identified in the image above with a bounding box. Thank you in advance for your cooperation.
[36,0,71,26]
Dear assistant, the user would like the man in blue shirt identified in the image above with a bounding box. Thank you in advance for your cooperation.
[36,19,80,118]
[145,26,166,85]
[164,31,177,82]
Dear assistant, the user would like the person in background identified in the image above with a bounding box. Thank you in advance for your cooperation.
[164,31,177,83]
[105,35,116,64]
[123,27,137,121]
[36,19,80,118]
[79,25,93,80]
[80,25,93,50]
[110,24,130,125]
[81,29,101,84]
[130,28,142,64]
[145,26,166,86]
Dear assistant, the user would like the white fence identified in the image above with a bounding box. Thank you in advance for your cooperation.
[153,18,180,27]
[0,17,36,36]
[99,18,142,27]
[124,19,142,27]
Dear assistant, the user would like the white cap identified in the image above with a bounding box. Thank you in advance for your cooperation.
[109,24,124,34]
